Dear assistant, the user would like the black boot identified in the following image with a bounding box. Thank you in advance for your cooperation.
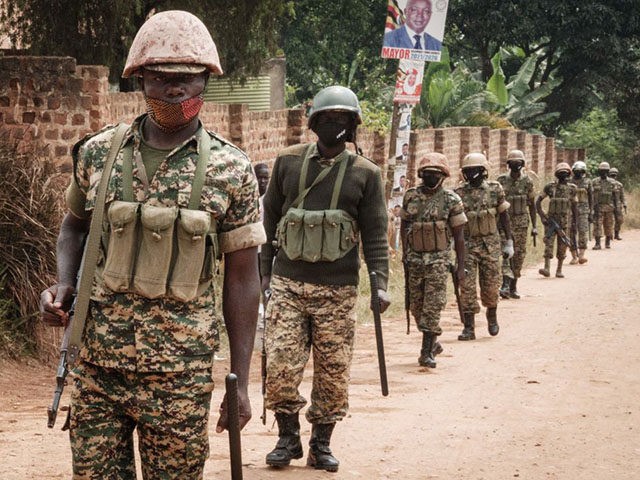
[487,307,499,336]
[593,237,601,250]
[307,423,339,472]
[266,412,304,467]
[615,230,622,240]
[458,313,475,341]
[418,332,437,368]
[605,236,611,248]
[499,276,511,299]
[509,277,520,299]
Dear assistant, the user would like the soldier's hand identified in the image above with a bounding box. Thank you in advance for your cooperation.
[540,215,549,226]
[456,266,465,283]
[215,388,252,434]
[376,289,391,314]
[588,212,593,223]
[531,227,538,237]
[39,284,75,327]
[502,239,515,259]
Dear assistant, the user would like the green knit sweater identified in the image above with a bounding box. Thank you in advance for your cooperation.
[260,143,389,290]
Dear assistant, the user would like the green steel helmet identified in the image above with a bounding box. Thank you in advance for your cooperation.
[461,152,488,170]
[572,160,587,171]
[609,167,619,176]
[598,161,610,171]
[307,86,363,127]
[555,162,572,174]
[506,149,525,164]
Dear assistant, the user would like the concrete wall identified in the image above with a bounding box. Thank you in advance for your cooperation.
[1,55,586,190]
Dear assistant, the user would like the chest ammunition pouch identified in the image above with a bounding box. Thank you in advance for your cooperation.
[465,189,498,237]
[507,194,527,215]
[102,129,218,302]
[275,147,358,263]
[576,187,589,204]
[407,189,450,252]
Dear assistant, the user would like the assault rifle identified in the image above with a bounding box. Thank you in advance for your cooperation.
[402,260,410,335]
[225,373,244,480]
[449,264,464,325]
[369,272,388,396]
[47,297,75,429]
[545,217,577,255]
[532,229,537,248]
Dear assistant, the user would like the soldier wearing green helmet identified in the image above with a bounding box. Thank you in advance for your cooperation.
[260,85,390,472]
[592,161,617,249]
[570,160,593,264]
[608,167,627,240]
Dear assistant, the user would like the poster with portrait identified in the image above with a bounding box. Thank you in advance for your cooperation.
[381,0,450,62]
[394,59,425,104]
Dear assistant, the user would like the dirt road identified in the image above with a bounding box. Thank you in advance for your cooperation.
[2,231,639,479]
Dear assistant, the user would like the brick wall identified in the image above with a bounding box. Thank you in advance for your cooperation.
[1,55,586,189]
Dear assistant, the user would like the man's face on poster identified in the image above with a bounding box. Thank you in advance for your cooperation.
[405,0,432,34]
[406,69,417,86]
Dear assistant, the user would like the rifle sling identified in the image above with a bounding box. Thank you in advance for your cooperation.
[67,123,129,365]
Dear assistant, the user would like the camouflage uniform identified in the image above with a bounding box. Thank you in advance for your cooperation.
[401,186,467,334]
[454,180,510,314]
[538,181,577,260]
[66,114,263,478]
[612,178,626,234]
[592,177,616,239]
[497,173,535,278]
[573,176,593,249]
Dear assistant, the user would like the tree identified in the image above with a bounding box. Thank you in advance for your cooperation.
[0,1,292,89]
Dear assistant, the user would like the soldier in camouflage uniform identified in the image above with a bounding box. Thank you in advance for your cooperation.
[535,162,578,278]
[400,153,466,368]
[591,161,617,249]
[570,161,593,264]
[455,153,513,341]
[497,150,537,299]
[260,86,390,473]
[609,167,627,240]
[40,11,265,479]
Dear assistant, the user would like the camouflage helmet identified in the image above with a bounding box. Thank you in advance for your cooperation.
[598,161,611,171]
[461,152,489,170]
[609,167,619,176]
[308,86,363,127]
[123,10,223,78]
[555,162,572,174]
[417,153,450,177]
[506,149,525,164]
[571,160,587,171]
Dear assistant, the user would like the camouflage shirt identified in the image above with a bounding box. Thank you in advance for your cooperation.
[401,186,467,265]
[497,172,535,229]
[572,176,593,213]
[539,180,578,222]
[591,177,617,213]
[611,179,626,212]
[454,180,509,242]
[67,114,265,372]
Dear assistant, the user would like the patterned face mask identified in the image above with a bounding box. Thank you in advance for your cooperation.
[145,93,204,133]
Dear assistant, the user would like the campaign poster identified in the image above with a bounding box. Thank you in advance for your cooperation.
[381,0,449,62]
[394,59,425,104]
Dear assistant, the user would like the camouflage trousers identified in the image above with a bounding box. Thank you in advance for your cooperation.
[501,226,529,279]
[543,217,570,260]
[461,236,501,313]
[594,210,614,238]
[407,261,448,336]
[614,209,624,230]
[575,206,590,249]
[265,275,357,424]
[70,361,214,480]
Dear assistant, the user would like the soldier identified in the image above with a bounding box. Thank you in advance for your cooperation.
[454,153,513,341]
[497,149,537,299]
[609,167,627,240]
[260,86,390,472]
[591,161,617,249]
[536,162,578,277]
[39,11,265,478]
[400,153,466,368]
[569,161,592,264]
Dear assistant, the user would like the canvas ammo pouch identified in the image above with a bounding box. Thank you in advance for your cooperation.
[408,220,448,252]
[275,147,358,263]
[576,187,589,204]
[466,208,497,237]
[598,190,612,206]
[508,194,527,215]
[548,197,569,215]
[101,129,216,302]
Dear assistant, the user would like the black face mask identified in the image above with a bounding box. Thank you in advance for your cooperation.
[573,171,584,180]
[598,170,608,179]
[556,172,570,182]
[509,163,523,173]
[314,122,351,147]
[463,167,485,187]
[421,172,443,189]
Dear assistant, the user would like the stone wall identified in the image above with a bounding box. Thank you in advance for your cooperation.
[1,55,586,186]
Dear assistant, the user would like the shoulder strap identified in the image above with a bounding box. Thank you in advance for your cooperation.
[329,153,350,209]
[189,129,211,210]
[67,123,129,366]
[292,145,346,209]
